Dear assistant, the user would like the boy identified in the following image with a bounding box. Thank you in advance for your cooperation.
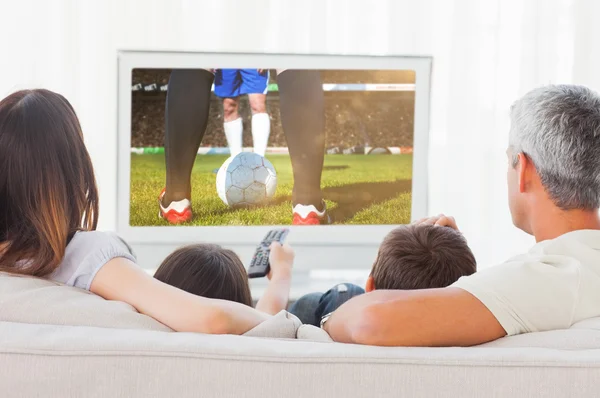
[288,224,477,326]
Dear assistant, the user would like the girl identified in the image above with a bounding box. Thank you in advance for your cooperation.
[0,89,293,334]
[155,243,292,315]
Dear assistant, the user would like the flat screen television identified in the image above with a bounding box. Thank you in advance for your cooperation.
[117,51,431,278]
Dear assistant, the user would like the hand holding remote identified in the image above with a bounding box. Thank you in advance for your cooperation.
[267,242,294,280]
[253,233,294,315]
[247,229,289,278]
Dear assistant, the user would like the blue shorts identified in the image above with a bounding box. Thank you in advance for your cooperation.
[214,69,269,98]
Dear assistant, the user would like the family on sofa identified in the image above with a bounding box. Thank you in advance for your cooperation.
[1,84,600,347]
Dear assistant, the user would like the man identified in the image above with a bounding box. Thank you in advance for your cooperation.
[159,68,328,225]
[321,84,600,346]
[214,69,271,157]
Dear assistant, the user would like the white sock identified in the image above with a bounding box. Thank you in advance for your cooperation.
[251,113,271,157]
[224,118,243,157]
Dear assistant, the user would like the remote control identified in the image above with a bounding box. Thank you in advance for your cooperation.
[247,229,289,278]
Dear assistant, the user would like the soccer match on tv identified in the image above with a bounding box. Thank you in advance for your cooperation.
[129,68,415,226]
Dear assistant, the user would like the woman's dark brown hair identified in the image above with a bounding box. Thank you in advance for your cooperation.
[0,89,99,276]
[154,244,253,307]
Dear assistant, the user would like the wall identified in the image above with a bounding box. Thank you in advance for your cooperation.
[1,0,600,268]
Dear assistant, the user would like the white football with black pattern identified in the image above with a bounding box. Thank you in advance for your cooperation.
[216,152,277,207]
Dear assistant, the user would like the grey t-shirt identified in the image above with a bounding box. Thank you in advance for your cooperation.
[50,231,136,290]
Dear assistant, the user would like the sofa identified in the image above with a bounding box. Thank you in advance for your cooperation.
[1,272,600,398]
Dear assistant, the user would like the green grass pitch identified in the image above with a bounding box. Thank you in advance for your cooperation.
[129,154,413,226]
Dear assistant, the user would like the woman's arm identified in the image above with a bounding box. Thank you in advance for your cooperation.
[90,257,269,335]
[255,243,294,315]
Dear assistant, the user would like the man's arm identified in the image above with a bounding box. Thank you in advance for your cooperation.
[324,287,506,346]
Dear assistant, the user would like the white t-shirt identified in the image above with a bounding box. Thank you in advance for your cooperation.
[452,229,600,336]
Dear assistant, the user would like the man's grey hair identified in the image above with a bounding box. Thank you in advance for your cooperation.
[509,84,600,210]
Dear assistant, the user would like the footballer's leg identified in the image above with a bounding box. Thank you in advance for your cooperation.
[240,69,271,157]
[215,69,244,157]
[248,93,270,157]
[160,68,214,224]
[222,97,243,156]
[276,69,328,225]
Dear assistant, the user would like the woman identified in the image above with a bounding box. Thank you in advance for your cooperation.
[0,89,288,334]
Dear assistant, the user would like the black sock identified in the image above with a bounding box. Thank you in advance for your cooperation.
[164,69,214,204]
[277,70,326,207]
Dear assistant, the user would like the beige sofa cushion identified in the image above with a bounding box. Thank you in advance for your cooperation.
[0,272,171,331]
[244,310,301,338]
[297,324,334,342]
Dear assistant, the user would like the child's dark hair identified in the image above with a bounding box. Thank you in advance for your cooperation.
[154,244,253,307]
[371,225,476,290]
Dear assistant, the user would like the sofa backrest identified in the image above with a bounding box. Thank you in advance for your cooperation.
[1,272,600,347]
[0,272,333,340]
[2,273,600,397]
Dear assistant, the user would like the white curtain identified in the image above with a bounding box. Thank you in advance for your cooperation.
[1,0,599,266]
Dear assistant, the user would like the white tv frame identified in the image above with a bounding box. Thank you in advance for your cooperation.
[117,51,431,270]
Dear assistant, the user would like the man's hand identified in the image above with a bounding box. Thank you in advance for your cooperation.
[267,242,294,281]
[412,214,459,231]
[258,69,265,74]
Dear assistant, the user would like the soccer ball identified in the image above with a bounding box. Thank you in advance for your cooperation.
[216,152,277,207]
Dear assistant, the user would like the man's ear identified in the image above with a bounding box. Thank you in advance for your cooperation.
[365,276,375,293]
[517,152,529,193]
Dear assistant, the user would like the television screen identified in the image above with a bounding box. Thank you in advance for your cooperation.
[129,68,415,227]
